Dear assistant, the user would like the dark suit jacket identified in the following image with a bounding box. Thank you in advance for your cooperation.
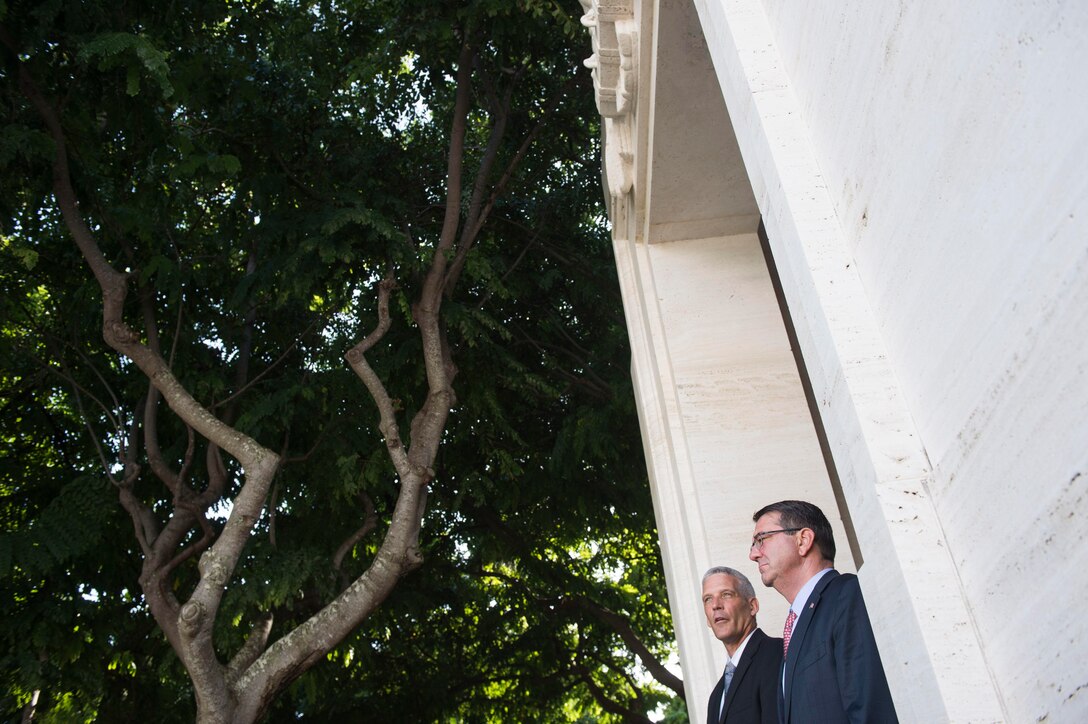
[780,569,898,724]
[706,627,782,724]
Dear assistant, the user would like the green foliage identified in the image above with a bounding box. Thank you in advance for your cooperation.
[77,32,174,98]
[0,476,115,578]
[0,125,53,167]
[0,0,681,720]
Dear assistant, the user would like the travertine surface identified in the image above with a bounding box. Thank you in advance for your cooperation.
[756,2,1088,722]
[584,0,1086,721]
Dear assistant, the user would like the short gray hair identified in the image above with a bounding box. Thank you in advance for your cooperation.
[701,566,757,600]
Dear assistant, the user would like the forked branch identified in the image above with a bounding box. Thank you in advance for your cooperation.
[345,276,409,476]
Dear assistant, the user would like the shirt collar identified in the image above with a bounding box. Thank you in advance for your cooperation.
[727,627,757,666]
[791,567,835,617]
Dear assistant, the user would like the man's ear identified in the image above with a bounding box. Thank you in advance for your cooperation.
[750,597,760,616]
[796,527,816,558]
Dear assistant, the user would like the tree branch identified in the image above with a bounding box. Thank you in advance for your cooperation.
[568,598,685,699]
[226,613,274,686]
[443,75,580,295]
[344,276,409,477]
[473,219,545,312]
[9,39,280,713]
[229,44,484,707]
[143,387,181,492]
[424,38,476,301]
[572,664,654,724]
[212,318,320,412]
[468,504,683,699]
[333,490,379,572]
[450,63,518,278]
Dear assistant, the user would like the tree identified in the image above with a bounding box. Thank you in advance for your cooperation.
[1,1,681,721]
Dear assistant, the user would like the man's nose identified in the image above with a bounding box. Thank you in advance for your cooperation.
[748,545,759,562]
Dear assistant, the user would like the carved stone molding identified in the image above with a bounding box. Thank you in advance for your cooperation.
[579,0,638,204]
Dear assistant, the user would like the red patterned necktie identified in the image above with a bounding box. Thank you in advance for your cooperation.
[783,609,798,655]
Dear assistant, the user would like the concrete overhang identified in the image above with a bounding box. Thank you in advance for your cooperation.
[639,0,759,243]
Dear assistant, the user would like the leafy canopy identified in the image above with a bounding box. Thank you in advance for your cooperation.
[0,0,683,721]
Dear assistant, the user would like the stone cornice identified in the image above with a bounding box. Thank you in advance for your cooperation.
[579,0,638,206]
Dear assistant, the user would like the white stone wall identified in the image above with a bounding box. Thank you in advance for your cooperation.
[613,230,846,718]
[691,0,1001,718]
[757,2,1088,721]
[614,1,853,716]
[584,0,1087,720]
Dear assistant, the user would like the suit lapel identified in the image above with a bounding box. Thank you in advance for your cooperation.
[782,569,839,722]
[709,676,726,724]
[721,628,766,720]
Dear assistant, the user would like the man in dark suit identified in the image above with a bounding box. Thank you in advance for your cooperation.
[702,566,781,724]
[749,500,897,724]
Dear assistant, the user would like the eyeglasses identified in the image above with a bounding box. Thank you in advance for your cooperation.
[750,528,802,551]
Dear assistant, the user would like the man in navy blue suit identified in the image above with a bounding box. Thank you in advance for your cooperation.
[749,500,897,724]
[702,566,780,724]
